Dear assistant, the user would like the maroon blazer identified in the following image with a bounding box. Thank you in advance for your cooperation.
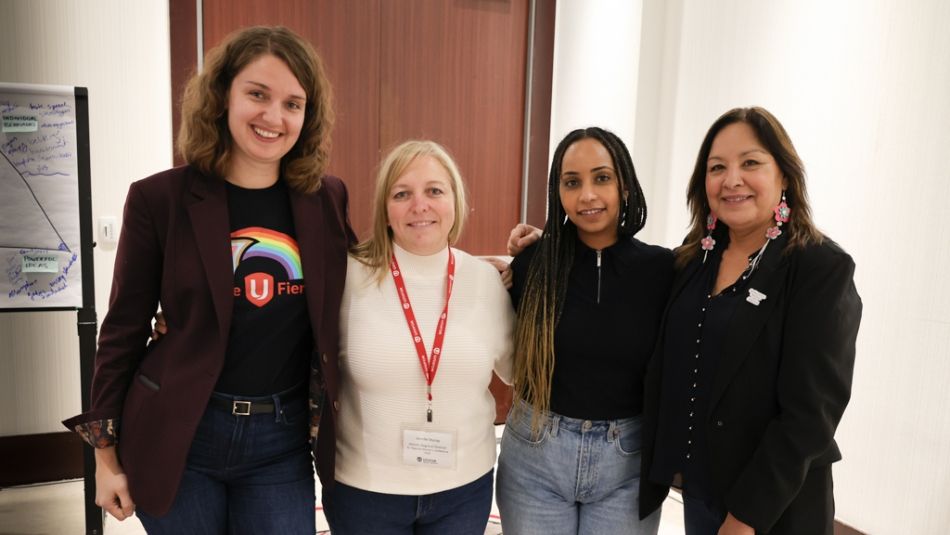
[63,165,354,515]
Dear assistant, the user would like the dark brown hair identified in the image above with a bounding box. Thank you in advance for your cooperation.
[677,106,823,268]
[177,26,334,193]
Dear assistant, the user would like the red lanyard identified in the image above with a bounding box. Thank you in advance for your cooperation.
[390,249,455,422]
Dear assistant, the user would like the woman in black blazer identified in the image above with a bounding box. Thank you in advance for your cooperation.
[639,107,862,534]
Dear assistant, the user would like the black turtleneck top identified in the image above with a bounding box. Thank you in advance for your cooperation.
[510,235,674,420]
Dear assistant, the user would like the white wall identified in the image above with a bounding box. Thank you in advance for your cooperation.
[552,0,950,533]
[549,0,646,223]
[550,0,643,146]
[0,0,173,436]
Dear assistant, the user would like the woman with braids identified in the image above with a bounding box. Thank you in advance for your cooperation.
[496,127,673,535]
[62,26,353,533]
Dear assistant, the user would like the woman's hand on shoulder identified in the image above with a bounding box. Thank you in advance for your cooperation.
[718,513,754,535]
[507,223,542,256]
[94,446,136,521]
[150,310,167,340]
[481,257,513,289]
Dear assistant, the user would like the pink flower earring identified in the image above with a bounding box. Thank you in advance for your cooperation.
[701,213,717,263]
[746,191,792,275]
[766,191,791,240]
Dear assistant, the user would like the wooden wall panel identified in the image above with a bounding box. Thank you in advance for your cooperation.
[0,432,82,486]
[379,0,529,254]
[301,3,381,239]
[169,0,197,167]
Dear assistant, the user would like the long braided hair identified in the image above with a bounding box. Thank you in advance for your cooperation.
[512,127,647,432]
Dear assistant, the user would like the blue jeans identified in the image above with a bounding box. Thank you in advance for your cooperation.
[322,470,494,535]
[496,401,660,535]
[136,387,315,534]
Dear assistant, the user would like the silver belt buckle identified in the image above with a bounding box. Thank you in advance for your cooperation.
[232,400,252,416]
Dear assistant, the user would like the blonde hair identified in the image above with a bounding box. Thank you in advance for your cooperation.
[351,140,468,280]
[177,26,334,193]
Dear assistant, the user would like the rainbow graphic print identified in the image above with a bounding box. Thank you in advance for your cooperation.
[230,227,303,279]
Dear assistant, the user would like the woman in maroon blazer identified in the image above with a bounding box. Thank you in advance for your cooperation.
[639,107,862,534]
[63,26,354,533]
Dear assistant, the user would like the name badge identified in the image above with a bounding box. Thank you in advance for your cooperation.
[401,425,457,469]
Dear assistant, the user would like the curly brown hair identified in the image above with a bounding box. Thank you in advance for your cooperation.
[177,26,334,193]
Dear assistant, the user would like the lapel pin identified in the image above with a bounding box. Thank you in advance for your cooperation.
[746,288,767,306]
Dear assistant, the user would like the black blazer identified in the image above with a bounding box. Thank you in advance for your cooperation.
[64,165,355,515]
[640,234,862,534]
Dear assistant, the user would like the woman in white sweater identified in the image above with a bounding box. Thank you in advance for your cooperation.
[321,140,514,534]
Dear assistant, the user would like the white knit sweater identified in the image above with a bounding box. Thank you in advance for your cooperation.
[335,244,514,494]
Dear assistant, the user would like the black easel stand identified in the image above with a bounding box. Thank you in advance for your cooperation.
[74,87,104,535]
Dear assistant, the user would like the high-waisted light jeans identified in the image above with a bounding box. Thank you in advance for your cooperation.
[496,401,660,535]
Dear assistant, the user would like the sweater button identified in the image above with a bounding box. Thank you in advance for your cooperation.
[333,400,340,411]
[716,420,724,428]
[322,353,328,364]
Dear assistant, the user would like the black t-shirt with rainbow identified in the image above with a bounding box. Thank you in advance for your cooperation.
[217,179,312,396]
